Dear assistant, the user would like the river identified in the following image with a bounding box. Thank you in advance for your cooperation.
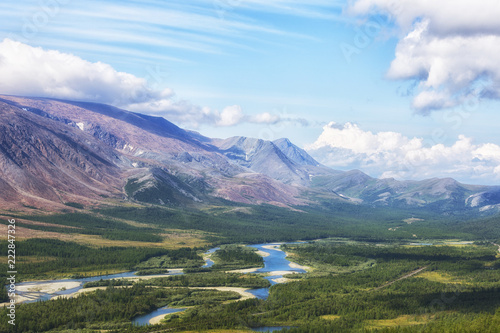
[15,242,306,326]
[246,243,306,299]
[132,243,306,325]
[202,246,220,268]
[15,270,183,304]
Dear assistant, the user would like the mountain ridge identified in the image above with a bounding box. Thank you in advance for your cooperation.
[1,94,500,215]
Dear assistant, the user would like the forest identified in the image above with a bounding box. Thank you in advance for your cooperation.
[209,244,264,270]
[1,238,499,332]
[1,202,500,332]
[0,238,204,280]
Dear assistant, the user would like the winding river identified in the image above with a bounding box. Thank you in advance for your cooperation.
[15,242,305,326]
[202,246,220,268]
[15,270,183,304]
[246,243,306,299]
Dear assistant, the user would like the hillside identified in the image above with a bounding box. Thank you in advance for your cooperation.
[1,95,500,215]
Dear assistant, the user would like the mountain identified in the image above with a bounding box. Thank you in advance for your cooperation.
[0,95,304,210]
[272,138,320,167]
[1,94,500,215]
[211,136,312,186]
[310,170,500,213]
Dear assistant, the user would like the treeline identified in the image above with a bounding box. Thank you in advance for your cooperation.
[211,245,264,270]
[284,242,497,267]
[97,204,464,244]
[5,200,492,247]
[0,238,203,279]
[140,272,270,289]
[2,213,163,242]
[134,247,204,273]
[84,278,134,288]
[84,272,270,289]
[145,242,500,332]
[0,285,240,332]
[454,214,500,242]
[2,241,499,332]
[0,285,157,332]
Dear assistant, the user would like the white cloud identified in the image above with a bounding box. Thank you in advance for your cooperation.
[249,112,280,124]
[0,39,288,129]
[348,0,500,112]
[306,122,500,184]
[0,38,169,105]
[216,105,244,127]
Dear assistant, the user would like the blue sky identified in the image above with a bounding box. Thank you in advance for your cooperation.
[2,0,500,184]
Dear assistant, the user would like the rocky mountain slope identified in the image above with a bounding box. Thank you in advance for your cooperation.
[1,95,499,214]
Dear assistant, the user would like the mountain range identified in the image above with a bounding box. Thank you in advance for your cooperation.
[1,95,500,215]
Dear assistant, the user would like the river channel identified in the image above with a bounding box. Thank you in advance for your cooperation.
[246,243,306,299]
[15,242,306,326]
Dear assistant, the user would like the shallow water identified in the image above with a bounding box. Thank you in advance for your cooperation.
[17,242,305,327]
[246,243,306,299]
[202,246,220,268]
[132,306,185,326]
[17,270,182,303]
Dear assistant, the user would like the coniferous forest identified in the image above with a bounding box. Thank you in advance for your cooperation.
[1,205,500,332]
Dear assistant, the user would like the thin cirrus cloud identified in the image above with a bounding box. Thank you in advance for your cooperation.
[229,0,344,20]
[347,0,500,113]
[306,122,500,184]
[2,0,330,67]
[0,39,283,128]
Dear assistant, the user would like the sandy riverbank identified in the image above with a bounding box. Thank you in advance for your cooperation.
[149,313,173,325]
[226,267,260,274]
[256,250,270,257]
[8,269,185,305]
[272,277,293,283]
[125,269,183,282]
[289,261,311,271]
[17,281,82,294]
[261,244,283,251]
[148,286,255,325]
[9,281,83,304]
[51,286,122,300]
[265,270,300,276]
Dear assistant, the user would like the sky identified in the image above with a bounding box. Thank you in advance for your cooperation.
[1,0,500,184]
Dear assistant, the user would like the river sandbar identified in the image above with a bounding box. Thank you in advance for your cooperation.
[256,250,270,257]
[272,277,293,283]
[226,267,260,273]
[261,244,283,251]
[147,286,255,324]
[289,261,311,271]
[17,281,81,295]
[264,270,300,276]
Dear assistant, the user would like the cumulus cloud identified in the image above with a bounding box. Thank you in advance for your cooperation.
[0,38,171,105]
[216,105,244,127]
[249,112,280,124]
[348,0,500,113]
[306,122,500,183]
[0,39,287,128]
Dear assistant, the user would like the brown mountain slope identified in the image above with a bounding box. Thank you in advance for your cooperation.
[0,100,124,210]
[0,96,305,211]
[2,95,500,214]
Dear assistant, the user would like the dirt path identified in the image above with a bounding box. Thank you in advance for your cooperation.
[373,266,428,291]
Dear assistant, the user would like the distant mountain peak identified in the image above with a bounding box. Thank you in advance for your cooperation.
[2,95,500,214]
[273,138,320,167]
